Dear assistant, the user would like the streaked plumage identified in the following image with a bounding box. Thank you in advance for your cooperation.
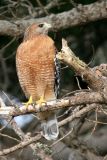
[16,23,60,140]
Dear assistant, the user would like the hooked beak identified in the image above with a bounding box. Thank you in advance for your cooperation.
[44,22,52,29]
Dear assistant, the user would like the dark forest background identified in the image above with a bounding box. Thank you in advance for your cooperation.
[0,0,107,160]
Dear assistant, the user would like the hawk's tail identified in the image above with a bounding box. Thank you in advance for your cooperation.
[41,113,59,140]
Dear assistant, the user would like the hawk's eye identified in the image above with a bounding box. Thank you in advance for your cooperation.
[38,24,44,28]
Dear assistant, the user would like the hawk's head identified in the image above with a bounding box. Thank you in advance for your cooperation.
[24,22,52,41]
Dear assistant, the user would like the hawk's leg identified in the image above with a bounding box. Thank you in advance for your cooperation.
[36,95,46,105]
[23,96,33,106]
[23,95,47,107]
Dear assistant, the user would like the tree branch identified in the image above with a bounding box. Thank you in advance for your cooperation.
[0,91,106,116]
[0,134,41,156]
[57,39,107,93]
[1,39,107,117]
[0,103,103,156]
[1,37,107,156]
[0,0,107,36]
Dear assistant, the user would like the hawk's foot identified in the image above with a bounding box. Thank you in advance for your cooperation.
[23,96,33,107]
[36,96,46,105]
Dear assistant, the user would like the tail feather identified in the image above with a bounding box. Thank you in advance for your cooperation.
[41,113,59,140]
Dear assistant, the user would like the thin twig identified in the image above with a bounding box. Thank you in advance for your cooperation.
[75,76,82,90]
[86,118,107,125]
[10,118,25,139]
[91,107,98,135]
[51,128,73,147]
[0,134,41,156]
[99,106,107,115]
[0,133,20,143]
[58,104,96,127]
[0,117,12,132]
[36,0,49,15]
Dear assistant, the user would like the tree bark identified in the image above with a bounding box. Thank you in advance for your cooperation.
[0,0,107,36]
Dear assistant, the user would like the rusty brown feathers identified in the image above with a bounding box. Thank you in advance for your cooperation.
[16,23,56,103]
[16,23,59,140]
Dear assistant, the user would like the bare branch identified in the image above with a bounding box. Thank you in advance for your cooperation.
[0,103,99,156]
[58,104,96,127]
[0,133,20,143]
[36,0,49,15]
[51,129,73,147]
[57,39,107,92]
[0,134,41,156]
[9,118,25,139]
[0,91,106,116]
[0,0,107,36]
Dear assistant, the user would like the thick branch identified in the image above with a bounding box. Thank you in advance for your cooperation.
[0,92,106,116]
[0,0,107,36]
[57,39,107,93]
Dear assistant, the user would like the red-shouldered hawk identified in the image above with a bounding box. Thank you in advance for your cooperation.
[16,22,60,140]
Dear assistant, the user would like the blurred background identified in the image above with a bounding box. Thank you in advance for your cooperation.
[0,0,107,160]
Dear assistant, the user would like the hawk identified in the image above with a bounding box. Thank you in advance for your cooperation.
[16,22,60,140]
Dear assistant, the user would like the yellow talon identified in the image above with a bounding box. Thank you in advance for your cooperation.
[36,96,46,105]
[23,96,33,107]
